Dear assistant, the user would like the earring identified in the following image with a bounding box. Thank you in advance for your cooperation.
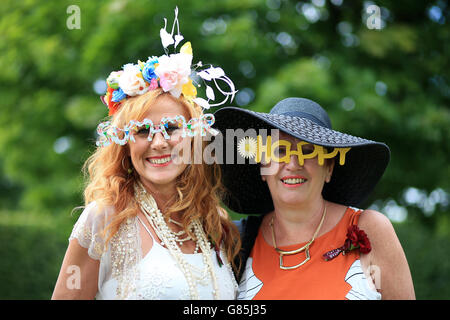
[122,157,133,174]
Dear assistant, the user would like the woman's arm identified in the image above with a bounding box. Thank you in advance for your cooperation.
[51,239,100,300]
[358,209,415,300]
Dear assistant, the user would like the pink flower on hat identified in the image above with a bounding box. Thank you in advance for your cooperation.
[155,53,192,98]
[158,69,179,92]
[148,78,159,91]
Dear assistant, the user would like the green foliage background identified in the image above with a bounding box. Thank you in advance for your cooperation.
[0,0,449,299]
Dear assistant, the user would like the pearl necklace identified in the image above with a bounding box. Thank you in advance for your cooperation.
[134,182,220,299]
[168,217,199,253]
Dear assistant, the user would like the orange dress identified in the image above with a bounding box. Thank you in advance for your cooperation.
[237,207,381,300]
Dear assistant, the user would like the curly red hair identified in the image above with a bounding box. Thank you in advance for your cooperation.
[82,88,241,272]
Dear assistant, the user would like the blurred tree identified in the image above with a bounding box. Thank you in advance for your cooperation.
[1,0,448,219]
[0,0,449,298]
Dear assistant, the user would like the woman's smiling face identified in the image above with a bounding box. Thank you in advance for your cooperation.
[127,93,191,192]
[261,131,334,207]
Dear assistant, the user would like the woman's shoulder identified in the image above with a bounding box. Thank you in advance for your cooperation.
[357,209,393,234]
[74,201,115,225]
[70,201,116,260]
[357,209,400,259]
[356,209,415,299]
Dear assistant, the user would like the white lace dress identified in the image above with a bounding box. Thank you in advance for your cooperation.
[69,201,238,300]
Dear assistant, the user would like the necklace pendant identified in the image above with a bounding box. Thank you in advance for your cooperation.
[271,201,327,271]
[279,246,311,270]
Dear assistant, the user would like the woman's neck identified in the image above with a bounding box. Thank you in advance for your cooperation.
[138,179,176,212]
[269,197,327,246]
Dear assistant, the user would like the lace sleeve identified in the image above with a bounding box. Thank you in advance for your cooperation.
[69,201,111,260]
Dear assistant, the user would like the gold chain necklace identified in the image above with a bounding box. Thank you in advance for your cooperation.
[269,202,327,270]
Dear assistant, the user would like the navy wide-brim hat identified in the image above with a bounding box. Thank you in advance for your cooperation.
[213,97,390,215]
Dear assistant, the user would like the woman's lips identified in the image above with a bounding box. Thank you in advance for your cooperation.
[280,175,307,187]
[146,154,172,167]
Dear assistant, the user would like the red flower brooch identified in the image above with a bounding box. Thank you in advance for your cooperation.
[323,225,371,261]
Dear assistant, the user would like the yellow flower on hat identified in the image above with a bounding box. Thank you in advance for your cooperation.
[182,79,197,98]
[180,41,192,56]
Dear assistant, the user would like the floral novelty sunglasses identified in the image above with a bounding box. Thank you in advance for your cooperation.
[96,114,218,147]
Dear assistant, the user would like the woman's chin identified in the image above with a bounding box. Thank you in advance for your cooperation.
[276,194,306,206]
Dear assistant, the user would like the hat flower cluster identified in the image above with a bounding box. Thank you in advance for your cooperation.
[100,7,236,116]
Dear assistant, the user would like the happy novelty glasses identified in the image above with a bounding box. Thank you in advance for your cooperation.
[96,114,218,147]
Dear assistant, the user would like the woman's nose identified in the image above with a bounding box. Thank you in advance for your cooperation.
[151,132,169,150]
[285,154,303,170]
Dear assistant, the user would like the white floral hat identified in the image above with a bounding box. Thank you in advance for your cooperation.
[100,7,237,116]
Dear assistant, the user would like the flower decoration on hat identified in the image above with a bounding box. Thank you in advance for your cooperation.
[238,137,258,159]
[100,7,237,116]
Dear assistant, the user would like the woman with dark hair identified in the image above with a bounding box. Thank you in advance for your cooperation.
[214,97,415,300]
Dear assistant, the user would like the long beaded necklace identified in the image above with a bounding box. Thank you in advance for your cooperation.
[134,182,220,299]
[167,217,199,253]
